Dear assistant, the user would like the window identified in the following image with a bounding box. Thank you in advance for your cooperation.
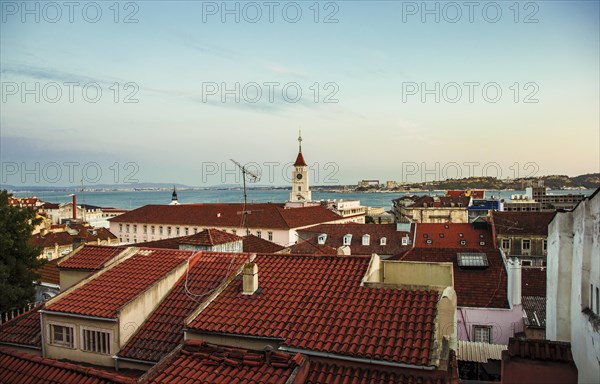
[151,225,155,235]
[185,227,189,235]
[46,252,53,260]
[159,226,163,235]
[81,327,111,354]
[167,227,172,235]
[318,234,327,245]
[298,186,301,191]
[522,239,531,250]
[257,230,262,239]
[457,253,488,268]
[502,239,510,249]
[343,234,352,245]
[246,229,251,236]
[232,229,236,235]
[268,231,273,241]
[543,239,547,252]
[119,224,122,232]
[194,228,198,234]
[362,234,370,246]
[381,237,387,245]
[401,236,408,246]
[473,325,491,343]
[126,224,130,233]
[143,225,147,234]
[133,225,137,232]
[522,260,532,266]
[49,323,74,348]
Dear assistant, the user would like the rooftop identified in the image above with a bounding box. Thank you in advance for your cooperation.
[118,251,249,363]
[145,340,305,384]
[412,222,495,250]
[522,296,546,328]
[188,254,441,367]
[0,305,42,349]
[505,338,574,363]
[492,211,555,236]
[134,228,242,250]
[0,346,136,384]
[47,248,194,318]
[108,203,343,230]
[243,234,286,254]
[58,245,128,271]
[30,231,73,248]
[33,257,64,285]
[522,267,547,297]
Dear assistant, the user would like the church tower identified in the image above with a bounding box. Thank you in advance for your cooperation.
[169,186,180,205]
[290,131,311,202]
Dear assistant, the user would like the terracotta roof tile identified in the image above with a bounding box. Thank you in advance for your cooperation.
[294,152,307,166]
[0,306,42,348]
[287,237,338,255]
[188,254,440,367]
[109,203,343,230]
[505,338,574,363]
[397,248,508,308]
[243,235,285,254]
[29,232,73,248]
[522,267,546,297]
[58,245,128,270]
[118,252,248,362]
[47,249,194,318]
[412,223,495,250]
[146,340,304,384]
[134,229,242,250]
[33,257,64,285]
[492,211,555,236]
[0,346,136,383]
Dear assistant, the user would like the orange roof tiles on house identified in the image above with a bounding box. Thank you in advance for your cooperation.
[108,203,343,230]
[287,237,338,255]
[447,190,485,199]
[188,254,440,367]
[29,231,73,248]
[118,252,248,363]
[0,306,43,349]
[298,223,414,255]
[0,346,136,384]
[58,245,128,270]
[397,248,508,309]
[505,338,574,363]
[413,223,495,250]
[146,340,306,384]
[134,229,242,250]
[47,248,195,318]
[522,267,547,297]
[243,235,286,254]
[491,211,555,236]
[33,257,64,285]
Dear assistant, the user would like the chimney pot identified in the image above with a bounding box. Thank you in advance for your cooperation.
[242,262,258,295]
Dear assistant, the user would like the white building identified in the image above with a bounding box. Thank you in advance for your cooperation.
[546,188,600,383]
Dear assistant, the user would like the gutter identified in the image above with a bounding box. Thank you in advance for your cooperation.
[0,341,41,351]
[39,309,118,322]
[113,354,156,371]
[278,346,436,371]
[183,328,284,343]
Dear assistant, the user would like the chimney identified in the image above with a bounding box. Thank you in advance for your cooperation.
[242,262,258,295]
[72,194,77,220]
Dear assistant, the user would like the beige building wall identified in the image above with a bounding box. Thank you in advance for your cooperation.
[59,270,93,291]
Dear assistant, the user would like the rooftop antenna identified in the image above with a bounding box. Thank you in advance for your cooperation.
[230,159,259,239]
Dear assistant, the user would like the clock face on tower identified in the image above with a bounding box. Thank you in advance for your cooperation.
[296,174,303,180]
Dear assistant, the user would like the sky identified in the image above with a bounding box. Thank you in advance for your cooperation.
[1,0,599,187]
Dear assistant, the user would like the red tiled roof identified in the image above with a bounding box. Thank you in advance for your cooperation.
[287,237,338,255]
[108,203,343,230]
[118,252,249,362]
[0,306,42,348]
[492,211,555,236]
[413,223,495,250]
[298,223,414,255]
[397,248,509,308]
[306,360,452,384]
[400,195,470,208]
[29,232,73,248]
[58,245,128,270]
[243,235,285,254]
[0,346,136,384]
[294,152,307,166]
[188,254,440,367]
[146,340,305,384]
[505,338,574,363]
[179,228,241,246]
[47,249,194,318]
[522,267,547,297]
[447,190,485,199]
[33,257,63,285]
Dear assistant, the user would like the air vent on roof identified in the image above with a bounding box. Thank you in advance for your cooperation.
[439,233,445,238]
[423,234,428,238]
[444,224,449,229]
[457,253,488,269]
[479,234,484,239]
[426,239,433,245]
[460,240,467,246]
[479,241,486,246]
[459,233,464,237]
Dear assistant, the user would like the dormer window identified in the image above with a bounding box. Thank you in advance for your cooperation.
[401,236,408,246]
[380,237,387,246]
[362,234,370,246]
[318,234,327,245]
[343,234,352,245]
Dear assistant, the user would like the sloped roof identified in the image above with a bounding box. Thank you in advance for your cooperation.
[294,152,307,166]
[287,237,338,255]
[134,229,242,250]
[33,257,63,285]
[58,245,128,270]
[505,338,574,363]
[522,267,546,297]
[397,248,509,308]
[108,203,343,230]
[243,235,285,254]
[492,211,555,236]
[0,347,135,384]
[298,223,414,255]
[118,252,248,363]
[0,305,43,349]
[47,249,194,318]
[145,340,304,384]
[413,223,495,250]
[188,254,440,367]
[30,232,73,248]
[522,296,546,328]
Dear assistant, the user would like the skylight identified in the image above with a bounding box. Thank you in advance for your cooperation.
[457,253,488,268]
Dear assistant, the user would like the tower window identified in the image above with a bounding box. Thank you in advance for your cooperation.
[298,186,301,191]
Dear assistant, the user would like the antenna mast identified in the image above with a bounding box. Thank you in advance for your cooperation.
[230,159,259,235]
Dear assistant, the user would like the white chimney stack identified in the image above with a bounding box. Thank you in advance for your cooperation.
[242,262,259,295]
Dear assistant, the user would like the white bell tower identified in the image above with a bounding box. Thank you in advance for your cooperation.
[290,131,311,202]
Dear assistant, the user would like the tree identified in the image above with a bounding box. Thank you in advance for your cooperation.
[0,190,45,312]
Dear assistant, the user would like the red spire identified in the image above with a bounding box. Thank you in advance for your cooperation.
[294,152,307,166]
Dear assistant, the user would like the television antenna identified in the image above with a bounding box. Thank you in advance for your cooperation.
[230,159,260,235]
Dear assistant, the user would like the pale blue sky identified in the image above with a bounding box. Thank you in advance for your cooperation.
[1,1,599,186]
